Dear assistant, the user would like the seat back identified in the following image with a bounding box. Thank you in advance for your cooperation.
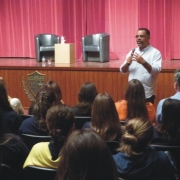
[92,33,108,45]
[19,114,33,122]
[106,140,119,155]
[150,144,180,151]
[74,116,91,129]
[23,166,57,180]
[0,164,15,180]
[150,144,180,174]
[21,134,51,150]
[83,33,109,45]
[119,120,128,126]
[38,34,58,46]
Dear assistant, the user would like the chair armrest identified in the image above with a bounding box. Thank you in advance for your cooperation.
[100,35,110,47]
[35,35,40,62]
[100,33,110,38]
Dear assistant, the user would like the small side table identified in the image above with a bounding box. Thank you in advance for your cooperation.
[55,43,75,64]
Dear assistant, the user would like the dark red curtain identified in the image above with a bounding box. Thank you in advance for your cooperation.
[0,0,180,60]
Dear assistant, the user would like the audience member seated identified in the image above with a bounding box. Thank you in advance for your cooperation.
[0,78,21,134]
[44,80,64,104]
[152,98,180,174]
[115,79,156,125]
[19,87,56,136]
[56,129,118,180]
[113,118,177,179]
[0,77,24,115]
[83,93,123,141]
[8,96,25,114]
[156,68,180,122]
[0,108,29,180]
[23,104,74,169]
[71,82,98,116]
[152,98,180,145]
[28,80,63,115]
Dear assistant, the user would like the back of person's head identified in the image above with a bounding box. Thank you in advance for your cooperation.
[91,93,120,141]
[75,82,98,116]
[44,80,62,102]
[160,98,180,139]
[0,79,13,111]
[125,79,148,120]
[174,68,180,89]
[119,118,153,156]
[9,97,24,114]
[33,87,56,131]
[46,104,74,147]
[78,82,98,104]
[57,129,118,180]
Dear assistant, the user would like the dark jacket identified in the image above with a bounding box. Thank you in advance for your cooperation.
[19,116,49,136]
[113,147,177,180]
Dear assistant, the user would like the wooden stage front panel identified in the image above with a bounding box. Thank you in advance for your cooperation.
[0,58,178,111]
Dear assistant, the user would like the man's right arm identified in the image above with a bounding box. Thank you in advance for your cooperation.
[120,56,132,73]
[121,63,130,73]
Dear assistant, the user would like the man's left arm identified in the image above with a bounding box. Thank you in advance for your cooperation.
[150,51,162,75]
[133,51,162,74]
[141,60,152,73]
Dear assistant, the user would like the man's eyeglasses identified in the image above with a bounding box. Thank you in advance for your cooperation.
[135,35,147,38]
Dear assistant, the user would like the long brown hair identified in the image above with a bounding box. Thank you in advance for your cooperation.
[125,79,148,120]
[44,80,62,103]
[0,79,13,111]
[76,82,98,115]
[91,93,120,141]
[157,98,180,144]
[57,129,118,180]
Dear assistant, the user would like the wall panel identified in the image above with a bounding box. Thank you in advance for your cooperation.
[0,67,174,112]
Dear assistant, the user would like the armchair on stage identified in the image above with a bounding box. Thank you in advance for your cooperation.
[35,34,60,62]
[82,33,110,62]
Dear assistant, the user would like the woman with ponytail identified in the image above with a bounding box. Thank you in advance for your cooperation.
[113,118,177,179]
[19,87,57,136]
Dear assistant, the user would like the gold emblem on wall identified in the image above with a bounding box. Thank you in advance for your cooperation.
[22,71,46,101]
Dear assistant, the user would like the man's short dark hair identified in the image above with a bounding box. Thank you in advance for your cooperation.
[138,28,150,36]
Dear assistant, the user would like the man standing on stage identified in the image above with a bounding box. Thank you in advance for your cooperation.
[120,28,162,104]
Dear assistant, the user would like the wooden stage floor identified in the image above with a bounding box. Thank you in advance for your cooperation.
[0,57,178,71]
[0,57,179,110]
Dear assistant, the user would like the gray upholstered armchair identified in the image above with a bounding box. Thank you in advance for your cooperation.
[82,33,110,62]
[35,34,60,62]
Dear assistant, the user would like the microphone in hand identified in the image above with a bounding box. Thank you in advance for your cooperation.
[131,48,135,56]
